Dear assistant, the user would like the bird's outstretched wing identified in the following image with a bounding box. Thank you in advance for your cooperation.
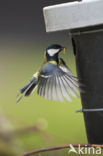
[59,58,74,75]
[37,62,81,102]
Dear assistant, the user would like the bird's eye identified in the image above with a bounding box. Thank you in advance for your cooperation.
[47,49,59,56]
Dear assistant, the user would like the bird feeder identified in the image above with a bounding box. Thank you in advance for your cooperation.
[43,0,103,144]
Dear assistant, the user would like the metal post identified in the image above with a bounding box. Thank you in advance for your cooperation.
[71,27,103,144]
[43,0,103,144]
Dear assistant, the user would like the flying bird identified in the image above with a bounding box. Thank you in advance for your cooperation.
[17,44,81,103]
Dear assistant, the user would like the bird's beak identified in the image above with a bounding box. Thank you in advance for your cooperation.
[61,47,66,54]
[63,47,66,54]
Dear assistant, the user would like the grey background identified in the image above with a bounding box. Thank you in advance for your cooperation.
[0,0,77,49]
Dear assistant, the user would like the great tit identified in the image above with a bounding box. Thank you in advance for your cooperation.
[17,44,81,103]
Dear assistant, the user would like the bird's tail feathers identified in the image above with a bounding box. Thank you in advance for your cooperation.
[17,77,37,103]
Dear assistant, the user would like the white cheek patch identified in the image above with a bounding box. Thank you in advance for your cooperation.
[47,49,59,56]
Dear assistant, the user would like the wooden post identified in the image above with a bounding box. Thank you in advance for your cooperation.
[43,0,103,144]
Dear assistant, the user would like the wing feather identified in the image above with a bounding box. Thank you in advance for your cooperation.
[37,62,81,102]
[41,77,47,97]
[66,75,79,87]
[51,76,58,101]
[37,77,43,96]
[63,75,80,95]
[55,75,64,102]
[58,74,72,102]
[54,76,59,101]
[44,78,50,99]
[64,75,81,92]
[48,77,53,100]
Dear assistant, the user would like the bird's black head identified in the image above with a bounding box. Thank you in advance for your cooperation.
[46,44,64,62]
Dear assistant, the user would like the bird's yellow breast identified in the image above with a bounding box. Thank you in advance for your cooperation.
[48,60,57,66]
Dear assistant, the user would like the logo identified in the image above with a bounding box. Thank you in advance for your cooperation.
[68,144,101,155]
